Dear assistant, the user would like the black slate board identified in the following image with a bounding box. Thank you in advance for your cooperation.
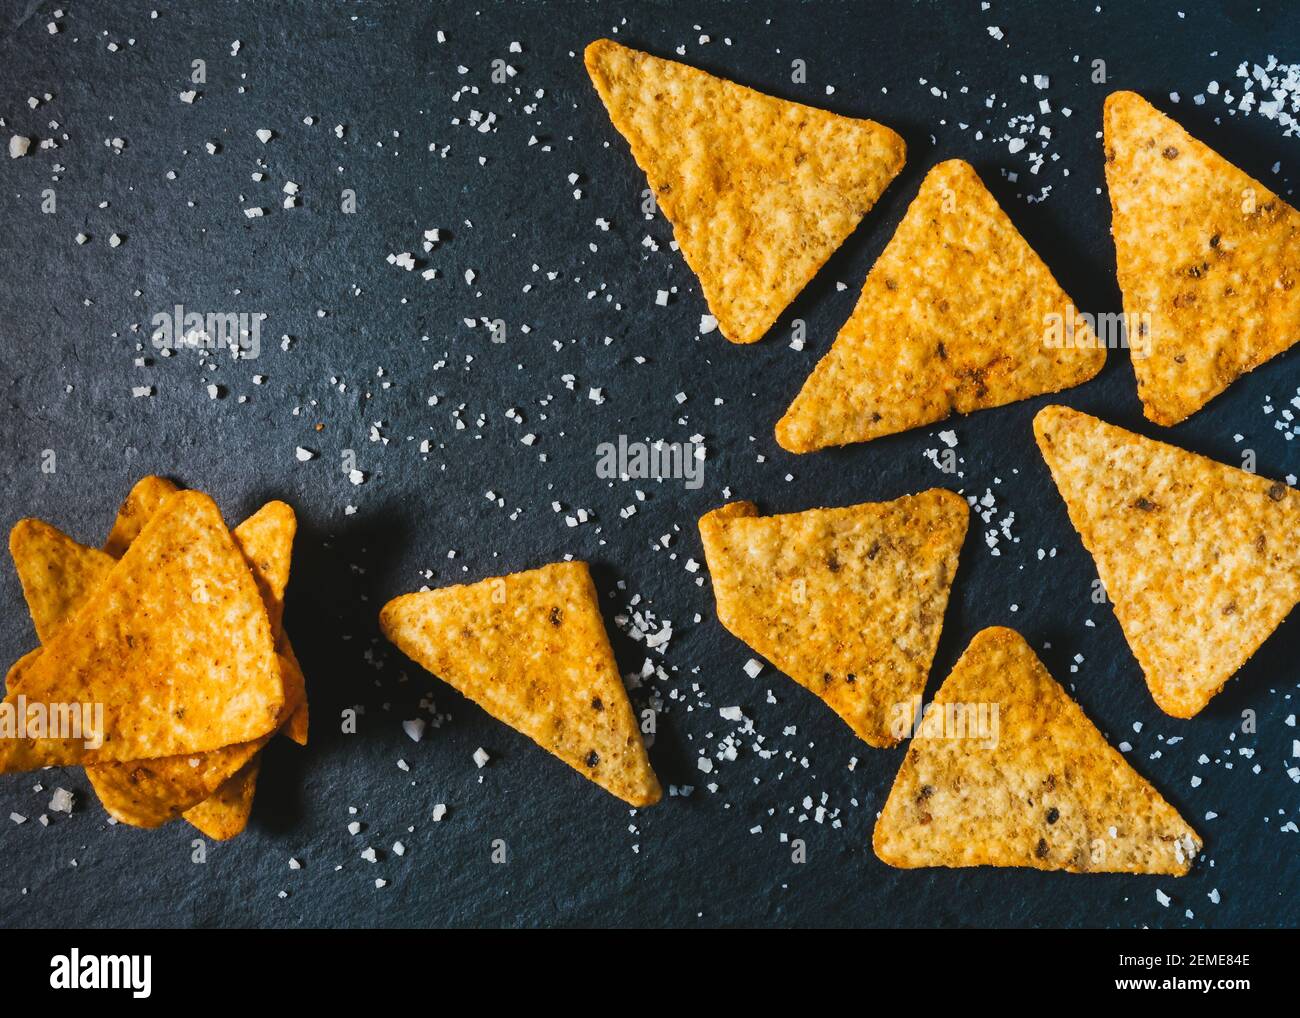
[0,0,1297,928]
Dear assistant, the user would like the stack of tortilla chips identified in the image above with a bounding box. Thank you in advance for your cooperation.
[3,477,308,839]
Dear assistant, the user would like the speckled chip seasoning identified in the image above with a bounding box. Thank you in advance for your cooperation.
[874,627,1201,876]
[380,560,661,806]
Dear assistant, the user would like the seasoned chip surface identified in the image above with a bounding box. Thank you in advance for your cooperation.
[1103,91,1300,425]
[1034,404,1300,718]
[102,475,178,558]
[874,627,1201,875]
[9,519,114,644]
[698,489,968,747]
[182,756,261,841]
[380,560,661,807]
[584,38,905,345]
[776,159,1104,452]
[0,491,285,769]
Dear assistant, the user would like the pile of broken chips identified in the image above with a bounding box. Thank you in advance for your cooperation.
[4,477,307,840]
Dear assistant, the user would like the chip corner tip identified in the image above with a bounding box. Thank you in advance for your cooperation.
[869,825,902,868]
[933,156,975,178]
[1031,402,1070,435]
[972,624,1024,652]
[1104,88,1143,114]
[772,417,809,455]
[1139,398,1187,429]
[377,595,409,635]
[8,516,44,548]
[1150,686,1204,721]
[582,37,615,69]
[698,500,758,532]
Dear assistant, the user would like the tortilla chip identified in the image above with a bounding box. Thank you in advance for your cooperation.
[776,159,1104,452]
[380,561,661,807]
[229,501,295,635]
[182,756,260,841]
[9,519,114,644]
[873,627,1201,875]
[1034,404,1300,718]
[584,38,905,345]
[698,489,968,747]
[222,498,308,744]
[0,491,285,770]
[103,475,179,558]
[1103,91,1300,426]
[86,651,303,827]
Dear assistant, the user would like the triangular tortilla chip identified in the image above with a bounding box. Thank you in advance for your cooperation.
[182,757,260,841]
[873,627,1201,875]
[380,561,661,807]
[228,500,295,636]
[584,38,905,345]
[698,489,968,747]
[221,500,307,745]
[10,519,114,644]
[776,159,1105,452]
[0,491,285,769]
[1103,90,1300,425]
[1034,404,1300,718]
[84,651,303,828]
[103,475,178,558]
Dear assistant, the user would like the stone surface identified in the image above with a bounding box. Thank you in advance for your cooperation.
[0,0,1296,928]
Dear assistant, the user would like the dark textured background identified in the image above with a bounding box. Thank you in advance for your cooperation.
[0,0,1297,928]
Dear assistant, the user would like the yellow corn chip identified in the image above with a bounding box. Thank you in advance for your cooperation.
[0,491,284,769]
[1103,91,1300,425]
[874,627,1201,875]
[1034,404,1300,718]
[182,757,260,841]
[584,38,905,345]
[380,560,662,807]
[776,159,1104,452]
[227,500,295,636]
[85,652,303,827]
[699,489,968,747]
[103,475,179,558]
[9,519,113,644]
